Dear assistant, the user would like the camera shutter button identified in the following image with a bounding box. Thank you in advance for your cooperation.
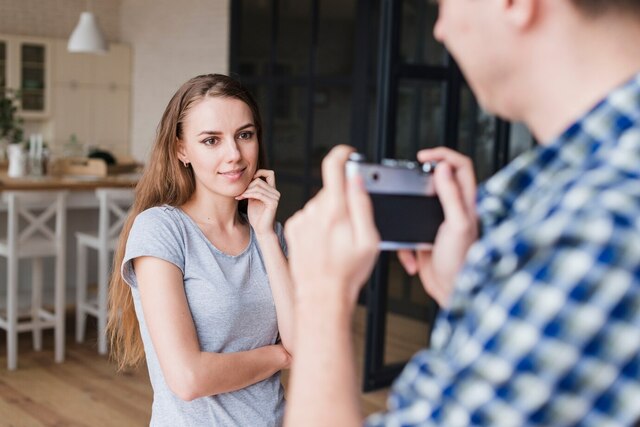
[348,152,366,162]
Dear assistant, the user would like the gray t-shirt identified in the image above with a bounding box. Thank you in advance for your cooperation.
[122,205,286,427]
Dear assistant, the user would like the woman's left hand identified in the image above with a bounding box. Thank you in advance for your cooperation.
[237,169,280,235]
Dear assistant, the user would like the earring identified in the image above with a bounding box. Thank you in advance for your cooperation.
[182,160,190,168]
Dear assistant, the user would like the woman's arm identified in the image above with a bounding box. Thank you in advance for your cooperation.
[239,169,295,351]
[254,230,295,351]
[134,256,291,401]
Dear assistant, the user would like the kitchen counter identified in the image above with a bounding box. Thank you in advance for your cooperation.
[0,173,140,191]
[0,172,140,210]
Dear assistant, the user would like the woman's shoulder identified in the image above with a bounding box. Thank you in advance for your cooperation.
[131,205,184,235]
[135,205,179,222]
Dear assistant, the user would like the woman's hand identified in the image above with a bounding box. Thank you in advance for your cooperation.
[275,343,292,370]
[237,169,280,235]
[397,147,478,308]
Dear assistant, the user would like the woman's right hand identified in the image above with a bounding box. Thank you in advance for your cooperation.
[397,147,478,308]
[274,343,292,370]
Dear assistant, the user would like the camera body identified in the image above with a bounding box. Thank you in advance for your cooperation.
[346,152,444,250]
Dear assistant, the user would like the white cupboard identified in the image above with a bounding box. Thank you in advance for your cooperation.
[1,34,131,158]
[0,34,52,119]
[51,40,131,158]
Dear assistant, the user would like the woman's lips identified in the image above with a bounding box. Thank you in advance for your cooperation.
[218,167,246,181]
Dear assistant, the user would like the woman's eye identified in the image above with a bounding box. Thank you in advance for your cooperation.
[202,137,218,146]
[238,131,254,140]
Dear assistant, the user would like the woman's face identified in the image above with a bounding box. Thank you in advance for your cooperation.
[178,96,259,199]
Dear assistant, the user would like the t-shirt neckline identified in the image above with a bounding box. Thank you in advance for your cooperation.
[174,206,254,258]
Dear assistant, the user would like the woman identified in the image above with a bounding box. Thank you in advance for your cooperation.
[107,74,294,426]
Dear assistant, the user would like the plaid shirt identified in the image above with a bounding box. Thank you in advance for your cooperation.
[367,73,640,426]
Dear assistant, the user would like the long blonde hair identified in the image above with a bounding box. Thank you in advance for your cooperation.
[107,74,266,370]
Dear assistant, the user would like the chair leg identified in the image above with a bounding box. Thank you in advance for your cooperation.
[7,255,18,370]
[97,247,109,355]
[76,240,88,343]
[54,253,65,364]
[32,258,43,351]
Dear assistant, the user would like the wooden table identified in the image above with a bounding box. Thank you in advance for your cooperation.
[0,173,140,209]
[0,173,139,191]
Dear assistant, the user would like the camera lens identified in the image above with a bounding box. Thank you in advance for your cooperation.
[371,172,379,181]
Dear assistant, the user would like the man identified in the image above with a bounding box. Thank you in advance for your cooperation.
[284,0,640,425]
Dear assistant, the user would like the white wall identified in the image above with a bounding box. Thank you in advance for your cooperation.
[119,0,230,162]
[0,0,231,162]
[0,0,121,40]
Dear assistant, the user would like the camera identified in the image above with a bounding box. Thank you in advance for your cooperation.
[345,152,444,250]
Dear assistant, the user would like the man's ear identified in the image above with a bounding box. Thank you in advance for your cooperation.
[502,0,538,29]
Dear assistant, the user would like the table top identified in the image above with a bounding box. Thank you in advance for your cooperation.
[0,173,140,191]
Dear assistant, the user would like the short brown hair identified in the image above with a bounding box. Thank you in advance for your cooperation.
[571,0,640,16]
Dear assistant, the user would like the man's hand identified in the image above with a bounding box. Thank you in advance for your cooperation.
[285,145,380,307]
[397,147,478,307]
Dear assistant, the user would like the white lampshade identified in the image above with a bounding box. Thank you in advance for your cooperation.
[67,11,109,54]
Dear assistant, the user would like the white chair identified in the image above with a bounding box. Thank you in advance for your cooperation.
[0,191,68,370]
[75,188,134,354]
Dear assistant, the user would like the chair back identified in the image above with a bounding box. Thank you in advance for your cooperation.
[2,191,68,255]
[95,188,135,244]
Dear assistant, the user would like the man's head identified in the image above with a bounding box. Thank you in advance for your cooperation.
[434,0,640,140]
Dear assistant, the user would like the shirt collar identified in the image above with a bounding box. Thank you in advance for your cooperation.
[478,72,640,224]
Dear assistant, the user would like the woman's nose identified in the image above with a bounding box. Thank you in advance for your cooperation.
[223,137,242,161]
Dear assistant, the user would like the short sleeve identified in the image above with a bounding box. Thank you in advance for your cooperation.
[121,207,186,288]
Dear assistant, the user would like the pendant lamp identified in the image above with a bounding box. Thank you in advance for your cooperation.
[67,1,108,54]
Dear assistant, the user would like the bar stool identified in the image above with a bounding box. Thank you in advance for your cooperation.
[75,188,134,354]
[0,191,68,370]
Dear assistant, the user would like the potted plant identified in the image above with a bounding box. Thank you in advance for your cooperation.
[0,89,26,176]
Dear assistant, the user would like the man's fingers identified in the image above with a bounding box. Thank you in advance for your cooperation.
[434,162,469,224]
[321,145,355,213]
[346,175,379,247]
[417,147,469,167]
[417,148,476,212]
[397,250,418,275]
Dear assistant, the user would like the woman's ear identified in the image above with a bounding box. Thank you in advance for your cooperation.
[176,138,189,164]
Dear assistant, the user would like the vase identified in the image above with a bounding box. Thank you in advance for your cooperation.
[7,143,26,178]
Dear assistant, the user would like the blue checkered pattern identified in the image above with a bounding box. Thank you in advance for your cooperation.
[366,73,640,426]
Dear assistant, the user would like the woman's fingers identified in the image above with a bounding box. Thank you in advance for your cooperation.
[244,178,280,197]
[253,169,276,187]
[237,187,280,203]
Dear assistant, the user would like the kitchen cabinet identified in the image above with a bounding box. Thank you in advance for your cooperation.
[0,34,51,119]
[51,40,131,158]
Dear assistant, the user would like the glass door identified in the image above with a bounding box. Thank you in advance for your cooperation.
[230,0,534,392]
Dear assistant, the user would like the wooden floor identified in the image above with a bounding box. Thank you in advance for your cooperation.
[0,307,430,426]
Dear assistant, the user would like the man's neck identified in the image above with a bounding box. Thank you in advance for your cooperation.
[521,10,640,143]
